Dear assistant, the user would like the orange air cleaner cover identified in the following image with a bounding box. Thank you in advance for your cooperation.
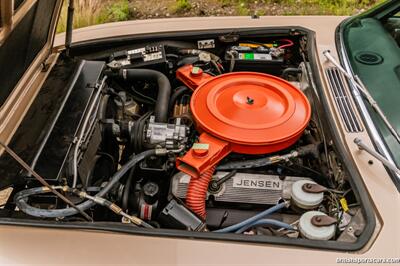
[190,72,311,153]
[176,65,311,178]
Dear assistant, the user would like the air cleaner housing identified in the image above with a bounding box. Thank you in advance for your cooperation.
[176,65,311,178]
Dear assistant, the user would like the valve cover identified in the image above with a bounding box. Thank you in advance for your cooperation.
[171,172,310,206]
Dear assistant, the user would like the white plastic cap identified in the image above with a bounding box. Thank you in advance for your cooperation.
[291,180,324,209]
[299,211,336,240]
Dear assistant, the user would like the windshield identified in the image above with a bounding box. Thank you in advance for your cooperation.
[56,0,383,32]
[341,1,400,167]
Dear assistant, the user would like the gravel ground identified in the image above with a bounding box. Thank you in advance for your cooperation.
[132,0,236,19]
[131,0,370,20]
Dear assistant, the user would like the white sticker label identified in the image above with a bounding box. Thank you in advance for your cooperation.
[254,53,272,60]
[119,59,131,66]
[198,39,215,49]
[238,53,272,61]
[232,175,282,190]
[127,48,146,55]
[143,52,163,62]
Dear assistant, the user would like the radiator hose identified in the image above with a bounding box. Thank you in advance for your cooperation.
[186,166,216,219]
[119,69,171,123]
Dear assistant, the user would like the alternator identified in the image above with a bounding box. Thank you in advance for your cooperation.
[145,116,189,150]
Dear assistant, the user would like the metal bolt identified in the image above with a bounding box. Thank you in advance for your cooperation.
[246,96,254,105]
[354,229,362,237]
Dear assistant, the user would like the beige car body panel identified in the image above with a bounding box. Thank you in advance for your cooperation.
[0,16,399,265]
[0,0,38,44]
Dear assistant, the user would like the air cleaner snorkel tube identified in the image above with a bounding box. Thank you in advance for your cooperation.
[176,65,232,218]
[177,133,231,178]
[175,65,232,179]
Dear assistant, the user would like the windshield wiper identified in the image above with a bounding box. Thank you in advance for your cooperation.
[323,50,400,144]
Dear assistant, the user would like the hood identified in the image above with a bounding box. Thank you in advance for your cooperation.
[0,0,63,107]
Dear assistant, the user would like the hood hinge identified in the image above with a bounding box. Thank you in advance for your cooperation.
[41,55,52,72]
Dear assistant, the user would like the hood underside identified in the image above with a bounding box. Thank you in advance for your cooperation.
[0,0,62,107]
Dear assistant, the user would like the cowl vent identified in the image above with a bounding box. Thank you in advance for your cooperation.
[325,67,362,133]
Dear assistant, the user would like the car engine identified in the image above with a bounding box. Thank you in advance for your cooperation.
[3,31,366,244]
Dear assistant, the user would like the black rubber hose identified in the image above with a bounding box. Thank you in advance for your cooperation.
[282,67,302,80]
[216,156,278,171]
[14,150,156,218]
[217,144,318,170]
[131,112,152,152]
[98,94,110,121]
[119,69,171,123]
[122,165,135,211]
[168,86,190,113]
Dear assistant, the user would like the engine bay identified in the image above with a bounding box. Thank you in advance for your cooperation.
[0,28,369,246]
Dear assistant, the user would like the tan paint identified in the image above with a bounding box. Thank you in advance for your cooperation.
[54,16,348,47]
[0,0,62,155]
[0,51,60,155]
[0,0,38,45]
[1,16,399,265]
